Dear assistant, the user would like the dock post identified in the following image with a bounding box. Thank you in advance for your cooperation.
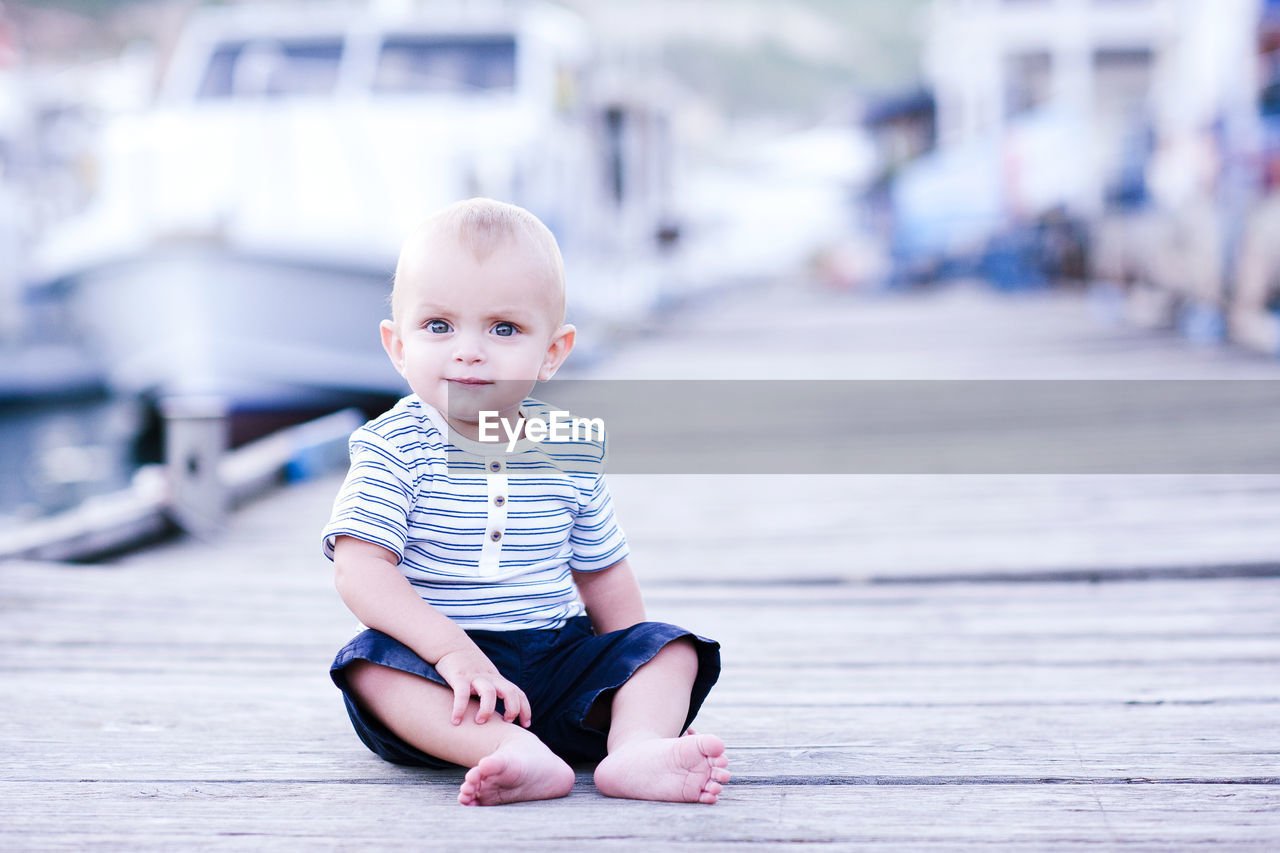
[161,396,229,537]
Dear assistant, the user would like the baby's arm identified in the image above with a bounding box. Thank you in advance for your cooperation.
[332,535,531,728]
[572,556,647,634]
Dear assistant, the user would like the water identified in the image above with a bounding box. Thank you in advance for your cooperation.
[0,394,150,531]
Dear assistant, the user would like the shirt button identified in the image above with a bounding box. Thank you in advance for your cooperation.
[494,496,506,507]
[490,530,503,542]
[489,460,503,473]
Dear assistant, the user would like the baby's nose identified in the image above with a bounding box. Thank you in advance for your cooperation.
[452,337,485,363]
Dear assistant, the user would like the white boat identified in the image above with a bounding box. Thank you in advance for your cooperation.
[31,0,678,410]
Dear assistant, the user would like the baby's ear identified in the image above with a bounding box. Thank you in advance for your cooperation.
[538,324,576,382]
[380,319,406,377]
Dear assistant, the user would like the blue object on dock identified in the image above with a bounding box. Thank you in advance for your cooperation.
[981,228,1047,292]
[285,444,334,483]
[1178,302,1226,346]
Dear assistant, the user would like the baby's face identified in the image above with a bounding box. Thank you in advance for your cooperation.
[381,233,573,438]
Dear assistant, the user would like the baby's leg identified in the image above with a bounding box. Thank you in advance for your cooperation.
[344,660,574,806]
[592,638,731,804]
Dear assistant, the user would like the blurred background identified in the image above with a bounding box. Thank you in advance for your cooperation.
[2,0,1280,534]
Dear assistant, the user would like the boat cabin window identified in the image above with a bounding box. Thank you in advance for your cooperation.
[197,38,345,99]
[373,35,516,94]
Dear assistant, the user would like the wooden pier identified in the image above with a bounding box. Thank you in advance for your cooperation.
[3,280,1279,848]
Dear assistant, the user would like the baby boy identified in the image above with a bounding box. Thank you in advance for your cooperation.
[322,198,728,806]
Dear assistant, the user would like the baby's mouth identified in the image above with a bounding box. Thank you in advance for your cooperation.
[448,378,493,386]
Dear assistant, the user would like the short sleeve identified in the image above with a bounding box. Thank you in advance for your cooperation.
[567,473,629,572]
[321,431,418,563]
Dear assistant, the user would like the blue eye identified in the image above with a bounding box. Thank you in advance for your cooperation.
[426,319,451,334]
[493,322,516,337]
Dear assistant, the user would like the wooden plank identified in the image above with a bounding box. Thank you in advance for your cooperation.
[590,282,1280,382]
[7,558,1280,639]
[6,630,1277,671]
[3,648,1276,702]
[1,782,1277,848]
[610,475,1280,582]
[102,466,1280,583]
[6,590,1277,677]
[5,699,1280,782]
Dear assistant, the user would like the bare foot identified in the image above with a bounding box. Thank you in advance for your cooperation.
[594,733,730,804]
[457,741,574,806]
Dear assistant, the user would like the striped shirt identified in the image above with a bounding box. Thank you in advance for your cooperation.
[322,394,629,630]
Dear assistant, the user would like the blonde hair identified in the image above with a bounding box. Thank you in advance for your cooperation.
[391,198,566,322]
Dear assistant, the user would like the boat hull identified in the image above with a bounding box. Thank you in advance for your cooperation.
[63,246,408,410]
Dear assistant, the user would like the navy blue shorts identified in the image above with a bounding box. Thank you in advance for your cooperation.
[330,616,721,767]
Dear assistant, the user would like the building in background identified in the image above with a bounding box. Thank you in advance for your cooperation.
[880,0,1280,350]
[1232,0,1280,352]
[924,0,1256,211]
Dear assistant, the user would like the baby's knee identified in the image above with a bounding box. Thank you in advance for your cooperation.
[342,659,397,701]
[654,636,700,672]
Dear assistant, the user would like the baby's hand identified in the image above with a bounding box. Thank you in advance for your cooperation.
[433,648,533,728]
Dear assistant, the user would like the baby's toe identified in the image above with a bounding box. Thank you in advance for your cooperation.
[458,770,485,805]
